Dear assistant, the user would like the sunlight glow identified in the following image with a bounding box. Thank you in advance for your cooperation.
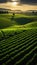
[12,2,18,6]
[12,0,17,1]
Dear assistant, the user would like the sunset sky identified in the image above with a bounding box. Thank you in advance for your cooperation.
[0,0,37,11]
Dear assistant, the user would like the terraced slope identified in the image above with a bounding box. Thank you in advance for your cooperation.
[0,30,37,65]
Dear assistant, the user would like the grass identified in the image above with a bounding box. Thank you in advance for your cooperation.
[0,14,37,29]
[0,30,37,65]
[0,13,37,65]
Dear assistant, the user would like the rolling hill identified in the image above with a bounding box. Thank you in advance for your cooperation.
[0,14,37,65]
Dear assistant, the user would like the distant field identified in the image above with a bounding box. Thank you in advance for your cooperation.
[0,14,37,29]
[0,14,37,65]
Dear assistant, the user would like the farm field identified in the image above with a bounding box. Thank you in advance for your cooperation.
[0,14,37,65]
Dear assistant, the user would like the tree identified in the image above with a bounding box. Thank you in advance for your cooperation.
[11,13,15,20]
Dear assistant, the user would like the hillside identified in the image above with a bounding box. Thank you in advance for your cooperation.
[0,14,37,29]
[0,29,37,65]
[0,14,37,65]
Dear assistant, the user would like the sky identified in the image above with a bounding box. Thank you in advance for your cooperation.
[0,0,37,11]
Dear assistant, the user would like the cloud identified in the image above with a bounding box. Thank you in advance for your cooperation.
[0,0,37,5]
[20,0,37,5]
[0,0,11,3]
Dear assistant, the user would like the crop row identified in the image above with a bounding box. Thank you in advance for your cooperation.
[0,30,37,65]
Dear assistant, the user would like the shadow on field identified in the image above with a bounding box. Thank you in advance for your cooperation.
[0,22,13,29]
[15,17,34,25]
[0,15,36,29]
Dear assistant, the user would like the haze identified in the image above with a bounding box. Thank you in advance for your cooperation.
[0,0,37,11]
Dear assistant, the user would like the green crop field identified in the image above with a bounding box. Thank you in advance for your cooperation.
[0,14,37,65]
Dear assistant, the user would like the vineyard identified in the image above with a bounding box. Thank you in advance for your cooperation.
[0,14,37,65]
[0,29,37,65]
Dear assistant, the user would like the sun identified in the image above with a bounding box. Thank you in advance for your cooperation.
[12,2,18,6]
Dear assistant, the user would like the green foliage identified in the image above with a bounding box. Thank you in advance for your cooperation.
[0,14,37,29]
[0,14,12,29]
[0,30,37,65]
[0,14,37,65]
